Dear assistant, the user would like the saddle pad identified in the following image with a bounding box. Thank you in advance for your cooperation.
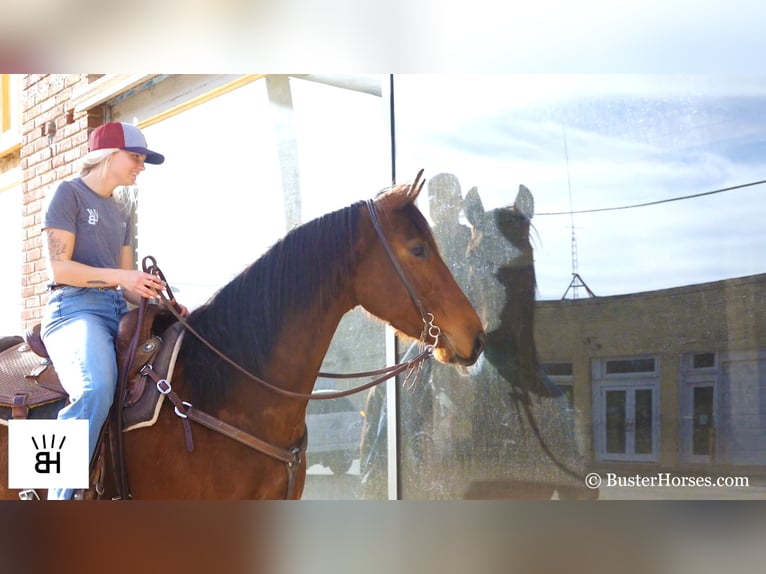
[123,326,185,432]
[0,343,68,422]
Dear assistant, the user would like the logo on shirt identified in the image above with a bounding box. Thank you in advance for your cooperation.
[86,209,99,225]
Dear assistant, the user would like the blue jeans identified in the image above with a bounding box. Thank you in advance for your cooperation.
[41,287,128,500]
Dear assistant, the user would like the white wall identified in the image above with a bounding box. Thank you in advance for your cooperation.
[0,184,22,335]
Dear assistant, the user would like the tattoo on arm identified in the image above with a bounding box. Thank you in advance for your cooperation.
[45,230,68,261]
[86,280,108,286]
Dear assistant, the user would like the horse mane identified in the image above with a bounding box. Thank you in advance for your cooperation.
[178,200,365,411]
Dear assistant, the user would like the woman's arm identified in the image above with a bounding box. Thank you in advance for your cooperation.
[118,246,189,316]
[43,227,164,300]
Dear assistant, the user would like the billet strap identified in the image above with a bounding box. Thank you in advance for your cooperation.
[12,394,29,419]
[141,365,301,465]
[141,364,305,498]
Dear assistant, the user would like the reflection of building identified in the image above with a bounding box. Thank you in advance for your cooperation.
[535,273,766,475]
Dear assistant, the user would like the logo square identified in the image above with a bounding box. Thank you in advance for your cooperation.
[8,419,89,490]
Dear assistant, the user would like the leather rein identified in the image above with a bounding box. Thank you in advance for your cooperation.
[136,198,439,498]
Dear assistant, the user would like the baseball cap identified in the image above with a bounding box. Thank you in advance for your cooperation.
[88,122,165,164]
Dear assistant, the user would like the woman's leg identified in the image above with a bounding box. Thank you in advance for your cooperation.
[42,289,125,500]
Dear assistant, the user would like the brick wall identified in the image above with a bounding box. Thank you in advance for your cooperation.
[20,74,103,330]
[533,274,766,468]
[534,274,766,361]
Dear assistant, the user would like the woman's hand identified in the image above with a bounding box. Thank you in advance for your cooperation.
[169,299,190,317]
[121,269,167,300]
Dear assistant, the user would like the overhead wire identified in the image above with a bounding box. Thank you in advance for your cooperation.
[537,178,766,216]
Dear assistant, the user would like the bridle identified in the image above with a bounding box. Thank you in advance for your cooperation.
[135,195,442,498]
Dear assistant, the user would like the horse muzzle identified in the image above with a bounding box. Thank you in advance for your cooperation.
[436,329,485,366]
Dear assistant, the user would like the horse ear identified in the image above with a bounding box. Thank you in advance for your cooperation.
[514,184,534,219]
[385,169,426,210]
[464,185,485,227]
[406,168,425,206]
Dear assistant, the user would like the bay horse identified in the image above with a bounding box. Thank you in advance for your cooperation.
[0,171,485,500]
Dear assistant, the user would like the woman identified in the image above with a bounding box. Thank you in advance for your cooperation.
[41,121,187,500]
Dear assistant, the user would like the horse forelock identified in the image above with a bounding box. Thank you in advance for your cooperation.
[178,201,364,410]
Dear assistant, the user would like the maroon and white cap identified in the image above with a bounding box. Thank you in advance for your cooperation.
[88,122,165,164]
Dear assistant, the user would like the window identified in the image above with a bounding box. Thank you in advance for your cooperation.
[0,74,21,157]
[680,352,719,464]
[605,358,656,375]
[543,362,574,377]
[543,362,574,409]
[692,352,716,370]
[101,74,391,499]
[593,357,660,462]
[0,74,22,334]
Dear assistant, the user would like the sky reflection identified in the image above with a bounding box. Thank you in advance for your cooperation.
[394,75,766,299]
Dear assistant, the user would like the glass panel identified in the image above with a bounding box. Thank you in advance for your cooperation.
[559,384,575,410]
[134,75,389,499]
[692,386,714,456]
[0,188,22,334]
[543,362,574,377]
[605,358,656,375]
[634,389,654,455]
[389,169,585,499]
[692,353,716,369]
[605,390,627,454]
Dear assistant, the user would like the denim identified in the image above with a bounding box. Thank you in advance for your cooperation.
[41,287,128,500]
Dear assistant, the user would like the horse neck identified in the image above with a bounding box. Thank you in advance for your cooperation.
[214,285,356,451]
[261,293,356,396]
[491,258,540,368]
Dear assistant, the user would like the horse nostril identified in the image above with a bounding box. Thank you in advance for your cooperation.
[473,331,486,358]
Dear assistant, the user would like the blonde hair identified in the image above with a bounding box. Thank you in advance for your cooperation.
[79,148,119,177]
[79,148,135,214]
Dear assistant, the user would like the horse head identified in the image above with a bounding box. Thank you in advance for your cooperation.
[465,184,561,399]
[354,171,485,366]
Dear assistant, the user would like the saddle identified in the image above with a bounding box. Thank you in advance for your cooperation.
[0,304,183,430]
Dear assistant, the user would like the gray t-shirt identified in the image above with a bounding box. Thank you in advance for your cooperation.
[43,178,133,269]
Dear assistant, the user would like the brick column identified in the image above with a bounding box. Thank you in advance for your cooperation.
[20,74,103,331]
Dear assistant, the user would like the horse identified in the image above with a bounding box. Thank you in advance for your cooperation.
[0,171,485,500]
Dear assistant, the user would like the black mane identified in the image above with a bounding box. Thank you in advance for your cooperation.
[178,201,365,411]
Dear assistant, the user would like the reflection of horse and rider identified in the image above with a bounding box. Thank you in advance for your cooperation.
[361,173,593,499]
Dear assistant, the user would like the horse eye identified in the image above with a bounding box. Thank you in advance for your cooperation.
[409,244,428,259]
